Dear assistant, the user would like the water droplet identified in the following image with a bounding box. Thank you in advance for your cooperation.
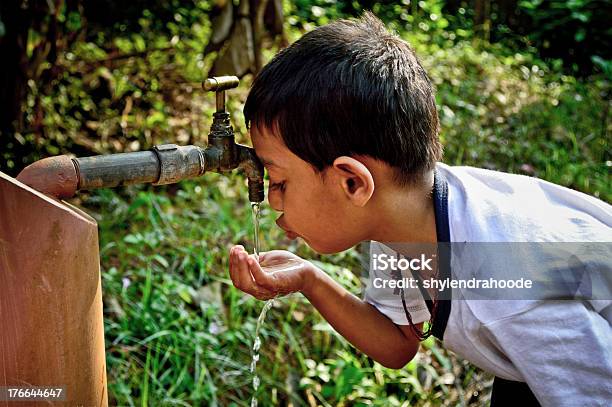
[253,375,260,391]
[253,337,261,352]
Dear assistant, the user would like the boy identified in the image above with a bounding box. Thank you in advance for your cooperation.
[228,13,612,406]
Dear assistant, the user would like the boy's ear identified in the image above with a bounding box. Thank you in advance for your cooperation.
[332,156,375,207]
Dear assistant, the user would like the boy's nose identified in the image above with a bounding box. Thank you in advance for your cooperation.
[267,190,283,212]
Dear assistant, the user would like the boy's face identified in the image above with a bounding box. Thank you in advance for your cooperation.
[251,125,367,254]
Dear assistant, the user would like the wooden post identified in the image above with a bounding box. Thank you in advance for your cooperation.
[0,171,108,406]
[474,0,491,41]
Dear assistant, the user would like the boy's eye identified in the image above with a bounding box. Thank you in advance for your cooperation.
[270,181,286,192]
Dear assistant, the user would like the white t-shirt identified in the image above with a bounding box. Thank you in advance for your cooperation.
[363,163,612,406]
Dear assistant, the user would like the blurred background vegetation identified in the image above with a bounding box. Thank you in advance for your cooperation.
[1,0,610,405]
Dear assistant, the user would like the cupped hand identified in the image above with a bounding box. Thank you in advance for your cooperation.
[229,245,314,300]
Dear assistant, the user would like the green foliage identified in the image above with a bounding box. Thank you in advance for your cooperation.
[411,38,610,200]
[286,0,450,37]
[287,0,611,75]
[6,1,215,173]
[519,0,593,41]
[517,0,611,75]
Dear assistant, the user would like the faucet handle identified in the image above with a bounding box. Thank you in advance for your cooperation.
[203,76,239,113]
[203,76,239,91]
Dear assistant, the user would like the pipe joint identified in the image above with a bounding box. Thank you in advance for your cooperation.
[152,144,205,185]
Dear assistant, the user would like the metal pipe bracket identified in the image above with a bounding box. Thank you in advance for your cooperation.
[152,144,205,185]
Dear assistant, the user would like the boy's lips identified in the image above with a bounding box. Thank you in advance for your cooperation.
[284,230,298,239]
[276,217,298,240]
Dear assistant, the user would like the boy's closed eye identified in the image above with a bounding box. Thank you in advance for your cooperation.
[270,181,286,192]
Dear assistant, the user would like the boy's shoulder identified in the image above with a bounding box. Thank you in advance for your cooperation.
[436,163,612,242]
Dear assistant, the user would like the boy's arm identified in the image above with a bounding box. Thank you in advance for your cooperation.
[229,246,420,369]
[302,265,422,369]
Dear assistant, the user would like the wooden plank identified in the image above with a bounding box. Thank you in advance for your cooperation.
[0,171,108,407]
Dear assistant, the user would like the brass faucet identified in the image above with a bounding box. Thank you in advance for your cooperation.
[17,76,265,203]
[201,76,264,202]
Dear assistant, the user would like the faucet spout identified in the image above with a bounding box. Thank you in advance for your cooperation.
[237,145,264,203]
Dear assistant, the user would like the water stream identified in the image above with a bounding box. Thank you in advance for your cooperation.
[249,202,273,407]
[248,203,302,406]
[251,203,261,262]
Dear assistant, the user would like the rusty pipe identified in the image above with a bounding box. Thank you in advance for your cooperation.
[17,145,204,199]
[17,143,264,202]
[16,155,79,199]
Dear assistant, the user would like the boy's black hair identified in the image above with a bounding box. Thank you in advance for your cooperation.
[244,12,442,186]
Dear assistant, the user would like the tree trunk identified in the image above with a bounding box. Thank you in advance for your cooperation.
[206,0,284,79]
[474,0,491,40]
[251,0,270,72]
[0,1,30,137]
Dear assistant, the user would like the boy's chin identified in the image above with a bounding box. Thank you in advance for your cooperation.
[307,239,357,255]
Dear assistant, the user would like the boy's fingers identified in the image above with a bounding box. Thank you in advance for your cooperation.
[248,256,274,290]
[248,263,277,299]
[237,250,274,296]
[249,256,293,297]
[229,246,277,299]
[228,247,242,289]
[238,250,254,291]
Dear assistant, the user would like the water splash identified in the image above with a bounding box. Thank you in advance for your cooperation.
[249,299,274,407]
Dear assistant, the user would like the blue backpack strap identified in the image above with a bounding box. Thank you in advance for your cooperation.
[431,168,452,340]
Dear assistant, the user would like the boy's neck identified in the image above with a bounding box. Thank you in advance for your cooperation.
[369,172,437,244]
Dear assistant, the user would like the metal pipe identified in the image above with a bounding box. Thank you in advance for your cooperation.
[202,76,240,91]
[17,145,208,197]
[75,144,206,189]
[73,151,160,189]
[15,155,79,199]
[17,142,264,202]
[203,76,239,113]
[216,91,225,112]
